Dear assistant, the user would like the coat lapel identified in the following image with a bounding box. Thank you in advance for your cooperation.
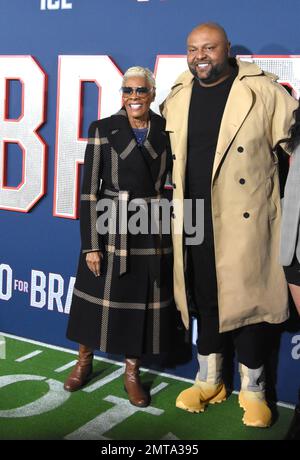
[164,82,193,194]
[106,108,137,160]
[107,108,168,187]
[212,74,255,180]
[145,110,167,159]
[142,110,169,188]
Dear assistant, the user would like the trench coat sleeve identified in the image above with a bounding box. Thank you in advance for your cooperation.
[160,97,169,119]
[269,82,298,151]
[280,145,300,265]
[162,135,173,196]
[79,121,103,254]
[166,132,173,173]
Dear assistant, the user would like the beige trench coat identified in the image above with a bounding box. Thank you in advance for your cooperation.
[162,59,298,332]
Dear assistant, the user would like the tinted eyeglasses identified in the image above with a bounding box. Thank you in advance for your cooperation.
[121,86,153,97]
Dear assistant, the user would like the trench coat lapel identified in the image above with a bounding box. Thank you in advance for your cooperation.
[165,83,193,191]
[212,78,253,180]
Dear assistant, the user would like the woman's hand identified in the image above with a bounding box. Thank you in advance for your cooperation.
[86,251,103,277]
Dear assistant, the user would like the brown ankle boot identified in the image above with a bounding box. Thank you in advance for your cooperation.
[64,344,93,392]
[124,358,150,407]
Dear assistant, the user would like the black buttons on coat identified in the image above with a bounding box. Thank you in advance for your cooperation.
[239,178,246,184]
[237,146,244,153]
[243,212,250,219]
[173,183,176,189]
[172,154,176,160]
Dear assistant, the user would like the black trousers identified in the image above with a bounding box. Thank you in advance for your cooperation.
[196,314,273,368]
[188,243,274,369]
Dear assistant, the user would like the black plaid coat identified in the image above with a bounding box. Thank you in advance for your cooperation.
[67,108,175,356]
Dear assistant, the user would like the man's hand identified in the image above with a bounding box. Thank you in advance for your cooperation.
[86,251,103,277]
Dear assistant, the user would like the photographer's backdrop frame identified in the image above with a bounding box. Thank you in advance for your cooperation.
[0,0,299,404]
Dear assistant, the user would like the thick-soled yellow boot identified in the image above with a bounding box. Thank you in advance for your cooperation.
[238,363,271,427]
[239,390,272,427]
[176,380,227,413]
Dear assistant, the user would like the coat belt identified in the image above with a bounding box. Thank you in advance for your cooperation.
[102,188,161,276]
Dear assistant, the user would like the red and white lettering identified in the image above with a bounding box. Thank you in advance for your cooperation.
[0,56,47,212]
[152,55,187,114]
[54,55,123,218]
[238,55,300,98]
[1,54,299,217]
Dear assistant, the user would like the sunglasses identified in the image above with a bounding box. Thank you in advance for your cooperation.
[121,86,153,96]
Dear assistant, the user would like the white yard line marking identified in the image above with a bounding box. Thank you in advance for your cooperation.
[161,432,179,440]
[54,360,78,373]
[2,332,127,367]
[15,350,43,362]
[1,332,193,383]
[83,367,124,393]
[65,395,163,440]
[1,332,295,410]
[150,382,169,395]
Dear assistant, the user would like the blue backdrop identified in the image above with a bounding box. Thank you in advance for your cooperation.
[0,0,299,404]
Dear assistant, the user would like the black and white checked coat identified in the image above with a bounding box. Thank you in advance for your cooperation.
[67,108,175,356]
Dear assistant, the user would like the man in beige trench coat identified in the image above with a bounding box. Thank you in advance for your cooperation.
[161,22,298,427]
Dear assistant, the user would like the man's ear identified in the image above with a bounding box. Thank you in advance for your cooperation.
[227,41,231,56]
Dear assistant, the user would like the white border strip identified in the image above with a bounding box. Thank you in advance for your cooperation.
[0,331,295,410]
[0,332,193,383]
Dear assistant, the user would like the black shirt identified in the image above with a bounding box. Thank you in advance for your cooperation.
[187,67,238,242]
[186,67,238,314]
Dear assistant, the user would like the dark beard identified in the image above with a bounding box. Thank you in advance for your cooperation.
[189,61,229,85]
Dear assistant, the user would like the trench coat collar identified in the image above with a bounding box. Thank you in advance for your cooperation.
[211,59,268,178]
[165,58,273,181]
[168,58,270,91]
[107,107,167,161]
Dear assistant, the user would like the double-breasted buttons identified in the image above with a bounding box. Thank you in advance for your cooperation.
[237,146,244,153]
[172,154,176,160]
[243,212,250,219]
[239,178,246,184]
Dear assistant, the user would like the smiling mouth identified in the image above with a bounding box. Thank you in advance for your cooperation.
[129,103,143,109]
[197,63,210,69]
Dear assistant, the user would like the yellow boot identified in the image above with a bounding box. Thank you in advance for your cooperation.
[239,363,272,427]
[176,353,226,413]
[239,390,272,427]
[176,380,226,412]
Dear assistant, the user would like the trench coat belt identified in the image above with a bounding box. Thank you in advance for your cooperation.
[102,188,162,276]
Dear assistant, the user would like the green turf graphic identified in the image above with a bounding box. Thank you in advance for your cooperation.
[0,334,294,440]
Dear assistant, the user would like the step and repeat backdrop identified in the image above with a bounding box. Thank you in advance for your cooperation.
[0,0,299,404]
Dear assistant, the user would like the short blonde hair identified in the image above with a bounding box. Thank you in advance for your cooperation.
[122,66,155,88]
